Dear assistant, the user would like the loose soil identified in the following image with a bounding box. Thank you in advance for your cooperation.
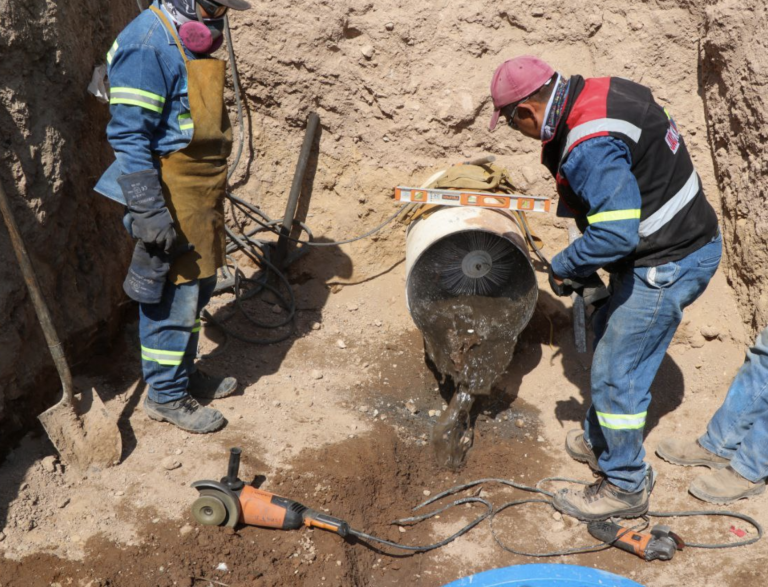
[1,222,766,586]
[3,1,768,586]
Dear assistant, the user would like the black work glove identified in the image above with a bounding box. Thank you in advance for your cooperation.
[118,169,176,254]
[123,240,195,304]
[548,266,573,297]
[123,240,170,304]
[549,268,610,307]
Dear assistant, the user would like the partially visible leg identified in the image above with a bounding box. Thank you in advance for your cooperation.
[140,280,201,403]
[140,278,225,433]
[699,326,768,465]
[183,275,238,400]
[184,275,217,374]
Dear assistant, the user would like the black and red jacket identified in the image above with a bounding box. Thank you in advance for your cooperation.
[542,76,718,268]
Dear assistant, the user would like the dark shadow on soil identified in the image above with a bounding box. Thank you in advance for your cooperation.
[536,289,686,437]
[196,238,353,394]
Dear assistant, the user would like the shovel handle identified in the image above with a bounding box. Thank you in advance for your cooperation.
[0,179,74,405]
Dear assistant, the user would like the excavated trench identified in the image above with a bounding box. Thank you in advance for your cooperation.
[2,0,768,585]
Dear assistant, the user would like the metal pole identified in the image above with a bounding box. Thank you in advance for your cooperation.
[274,112,320,268]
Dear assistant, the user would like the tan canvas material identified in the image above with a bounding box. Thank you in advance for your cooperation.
[152,6,233,284]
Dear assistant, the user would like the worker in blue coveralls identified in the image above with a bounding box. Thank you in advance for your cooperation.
[95,0,251,434]
[657,325,768,504]
[488,56,722,520]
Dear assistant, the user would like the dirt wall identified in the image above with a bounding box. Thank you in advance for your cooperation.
[229,0,720,275]
[2,0,767,446]
[701,0,768,335]
[0,0,134,445]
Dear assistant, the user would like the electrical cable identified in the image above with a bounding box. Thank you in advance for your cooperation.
[341,475,763,556]
[347,497,493,553]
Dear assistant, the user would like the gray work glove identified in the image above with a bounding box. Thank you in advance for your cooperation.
[117,169,176,254]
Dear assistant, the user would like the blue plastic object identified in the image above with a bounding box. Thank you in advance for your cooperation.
[442,563,645,587]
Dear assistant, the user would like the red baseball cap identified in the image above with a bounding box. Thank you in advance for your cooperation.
[489,56,555,131]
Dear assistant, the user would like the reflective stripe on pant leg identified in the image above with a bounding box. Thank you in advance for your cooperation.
[140,280,203,403]
[141,346,184,366]
[596,410,647,430]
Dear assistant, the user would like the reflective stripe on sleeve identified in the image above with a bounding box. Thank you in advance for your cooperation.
[178,112,194,131]
[106,40,119,64]
[638,171,699,238]
[596,411,647,430]
[587,209,642,225]
[110,87,166,113]
[141,346,184,366]
[192,319,201,333]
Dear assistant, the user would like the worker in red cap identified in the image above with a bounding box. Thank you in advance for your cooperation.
[489,56,721,521]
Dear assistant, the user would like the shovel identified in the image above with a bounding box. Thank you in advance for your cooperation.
[0,178,122,473]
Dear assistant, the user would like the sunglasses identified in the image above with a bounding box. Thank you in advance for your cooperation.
[503,97,531,130]
[196,0,228,19]
[502,75,555,129]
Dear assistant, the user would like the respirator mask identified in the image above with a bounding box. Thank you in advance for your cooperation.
[177,0,228,54]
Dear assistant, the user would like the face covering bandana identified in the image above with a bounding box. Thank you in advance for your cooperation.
[164,0,225,54]
[541,74,569,142]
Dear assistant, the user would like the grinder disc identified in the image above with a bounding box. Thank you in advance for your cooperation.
[192,489,235,526]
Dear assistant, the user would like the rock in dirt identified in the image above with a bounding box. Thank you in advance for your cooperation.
[336,339,347,349]
[689,333,706,348]
[423,489,431,496]
[552,511,563,521]
[701,325,720,340]
[373,319,383,327]
[515,418,525,428]
[0,531,6,542]
[162,457,181,471]
[346,303,359,312]
[385,22,395,31]
[58,497,71,509]
[398,526,406,533]
[41,455,58,473]
[311,369,324,380]
[180,524,194,536]
[311,322,321,330]
[361,45,374,59]
[405,400,418,414]
[272,304,283,314]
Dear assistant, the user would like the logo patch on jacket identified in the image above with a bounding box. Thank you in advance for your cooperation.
[664,107,680,154]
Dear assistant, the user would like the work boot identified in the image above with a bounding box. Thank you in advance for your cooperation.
[656,438,729,469]
[565,429,600,471]
[689,466,766,504]
[553,472,651,522]
[144,395,225,434]
[188,369,237,400]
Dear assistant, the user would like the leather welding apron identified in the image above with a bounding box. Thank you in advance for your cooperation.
[152,6,232,284]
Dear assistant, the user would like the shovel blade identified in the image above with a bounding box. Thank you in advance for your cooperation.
[38,387,122,474]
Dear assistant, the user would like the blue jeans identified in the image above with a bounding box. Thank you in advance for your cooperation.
[584,233,722,492]
[139,275,217,403]
[699,325,768,483]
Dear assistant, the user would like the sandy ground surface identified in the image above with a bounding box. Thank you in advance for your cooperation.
[1,214,766,587]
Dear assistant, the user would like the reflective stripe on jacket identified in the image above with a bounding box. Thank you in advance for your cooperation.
[542,76,718,270]
[95,1,196,203]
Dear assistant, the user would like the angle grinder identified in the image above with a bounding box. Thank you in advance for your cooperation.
[191,447,349,535]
